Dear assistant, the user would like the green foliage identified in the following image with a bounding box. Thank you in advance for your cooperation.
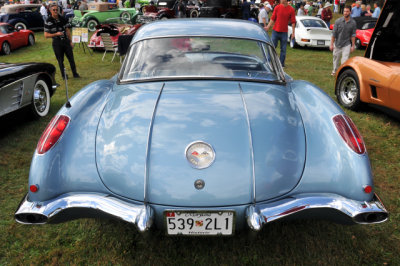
[0,30,399,265]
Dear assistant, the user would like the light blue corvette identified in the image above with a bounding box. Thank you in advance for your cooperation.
[15,19,388,235]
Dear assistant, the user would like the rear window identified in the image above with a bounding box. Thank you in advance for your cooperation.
[120,36,283,83]
[300,19,327,28]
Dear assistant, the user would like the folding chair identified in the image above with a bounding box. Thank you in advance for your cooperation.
[100,33,119,62]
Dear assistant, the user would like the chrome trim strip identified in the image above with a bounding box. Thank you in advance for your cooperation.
[15,193,154,232]
[246,193,388,231]
[238,83,256,204]
[144,83,165,203]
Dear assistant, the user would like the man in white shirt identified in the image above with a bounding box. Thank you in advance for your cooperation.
[258,2,271,27]
[40,2,48,22]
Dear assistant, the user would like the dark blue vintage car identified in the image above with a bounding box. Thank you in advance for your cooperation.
[0,4,43,30]
[0,4,74,30]
[15,19,388,236]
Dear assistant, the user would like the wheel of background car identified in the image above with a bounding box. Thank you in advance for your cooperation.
[28,34,35,46]
[160,15,168,20]
[14,22,27,30]
[355,38,361,49]
[87,19,98,32]
[190,9,199,18]
[1,41,11,55]
[30,79,50,118]
[120,11,131,22]
[336,69,362,110]
[289,36,298,48]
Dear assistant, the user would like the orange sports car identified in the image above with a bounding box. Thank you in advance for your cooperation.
[335,0,400,116]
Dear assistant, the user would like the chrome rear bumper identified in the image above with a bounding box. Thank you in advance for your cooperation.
[246,193,388,231]
[15,192,388,232]
[15,193,153,232]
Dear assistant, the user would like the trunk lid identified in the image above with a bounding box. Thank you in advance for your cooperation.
[96,81,306,206]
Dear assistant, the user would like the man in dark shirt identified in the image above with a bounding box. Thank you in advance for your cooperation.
[330,6,356,76]
[44,3,80,79]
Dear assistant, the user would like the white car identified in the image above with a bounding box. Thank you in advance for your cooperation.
[288,16,331,49]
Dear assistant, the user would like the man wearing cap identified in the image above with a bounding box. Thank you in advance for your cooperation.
[321,2,333,28]
[330,5,356,76]
[258,2,271,27]
[44,3,80,79]
[351,1,362,17]
[265,0,296,67]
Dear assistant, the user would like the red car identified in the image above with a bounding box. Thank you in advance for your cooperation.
[353,17,377,49]
[88,23,141,50]
[0,23,35,55]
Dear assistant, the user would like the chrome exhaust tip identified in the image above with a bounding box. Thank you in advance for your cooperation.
[15,213,48,224]
[354,212,388,224]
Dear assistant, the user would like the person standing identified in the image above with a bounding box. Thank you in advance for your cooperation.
[79,0,88,11]
[265,0,296,67]
[372,2,380,18]
[339,0,346,14]
[330,6,356,76]
[258,2,271,27]
[44,3,80,79]
[242,0,251,20]
[40,2,48,22]
[321,2,332,28]
[334,0,339,13]
[297,3,305,16]
[351,1,361,17]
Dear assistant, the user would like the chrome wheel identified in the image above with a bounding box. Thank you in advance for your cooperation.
[87,19,98,32]
[120,11,131,22]
[1,42,10,55]
[355,38,361,49]
[31,79,50,117]
[339,76,358,105]
[336,69,362,110]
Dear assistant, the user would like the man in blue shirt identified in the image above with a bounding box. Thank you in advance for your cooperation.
[351,1,361,17]
[372,2,381,18]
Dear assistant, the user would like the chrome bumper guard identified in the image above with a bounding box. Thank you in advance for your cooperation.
[246,193,388,231]
[15,193,153,232]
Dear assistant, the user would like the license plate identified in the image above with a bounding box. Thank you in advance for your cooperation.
[317,40,325,45]
[165,210,235,236]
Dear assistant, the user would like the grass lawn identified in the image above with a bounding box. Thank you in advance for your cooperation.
[0,20,399,265]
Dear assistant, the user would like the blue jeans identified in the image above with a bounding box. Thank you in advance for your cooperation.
[271,30,288,67]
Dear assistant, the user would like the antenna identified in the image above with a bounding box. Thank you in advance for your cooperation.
[64,68,71,108]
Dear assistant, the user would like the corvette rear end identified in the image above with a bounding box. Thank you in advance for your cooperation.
[15,19,388,236]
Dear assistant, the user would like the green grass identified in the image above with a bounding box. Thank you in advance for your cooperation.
[0,23,399,265]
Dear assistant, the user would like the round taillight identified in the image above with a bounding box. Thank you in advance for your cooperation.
[30,185,39,193]
[37,115,70,154]
[333,114,365,154]
[364,185,372,194]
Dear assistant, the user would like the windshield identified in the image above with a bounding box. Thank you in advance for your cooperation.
[120,37,283,82]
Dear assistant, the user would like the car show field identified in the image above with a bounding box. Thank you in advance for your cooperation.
[0,18,399,265]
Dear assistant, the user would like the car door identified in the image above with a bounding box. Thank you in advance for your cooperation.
[6,25,24,49]
[26,7,43,29]
[388,74,400,112]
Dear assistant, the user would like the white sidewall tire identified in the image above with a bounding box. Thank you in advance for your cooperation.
[15,22,27,30]
[31,79,50,118]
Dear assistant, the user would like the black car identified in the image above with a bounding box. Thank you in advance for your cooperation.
[0,4,45,30]
[0,62,58,118]
[197,0,241,18]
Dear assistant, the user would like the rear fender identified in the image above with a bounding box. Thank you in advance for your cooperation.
[28,79,114,202]
[290,80,374,202]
